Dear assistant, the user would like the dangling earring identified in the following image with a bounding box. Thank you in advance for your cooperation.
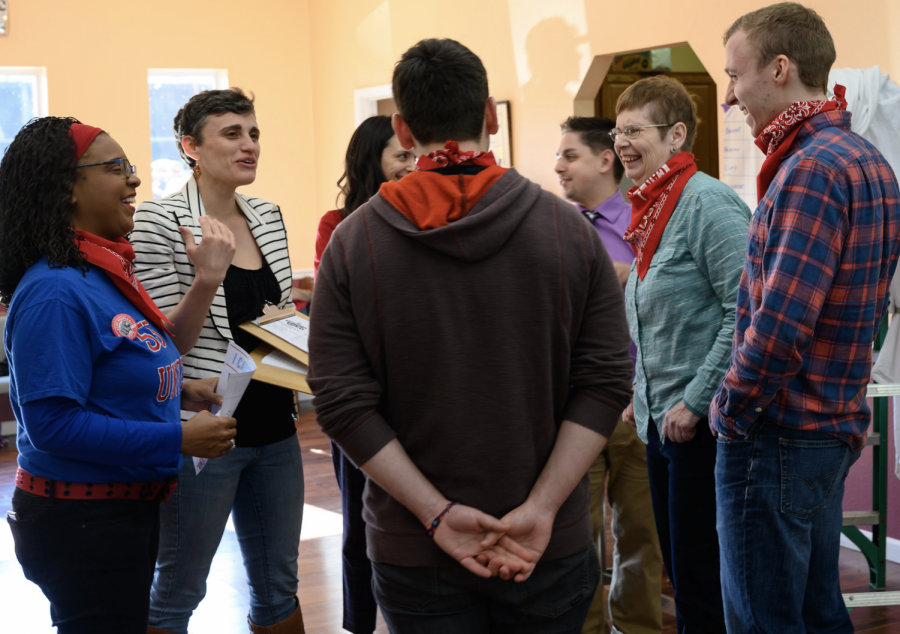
[671,147,677,153]
[193,164,201,177]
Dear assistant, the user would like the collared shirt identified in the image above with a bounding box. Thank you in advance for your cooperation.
[625,173,751,443]
[710,110,900,452]
[578,191,636,366]
[577,191,634,264]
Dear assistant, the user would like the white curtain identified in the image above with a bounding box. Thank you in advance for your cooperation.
[829,67,900,479]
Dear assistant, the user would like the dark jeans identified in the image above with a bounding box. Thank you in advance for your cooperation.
[715,420,859,634]
[332,441,378,634]
[646,420,726,634]
[7,487,160,633]
[371,544,599,633]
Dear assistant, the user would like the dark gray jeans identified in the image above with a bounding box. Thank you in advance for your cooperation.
[372,544,599,634]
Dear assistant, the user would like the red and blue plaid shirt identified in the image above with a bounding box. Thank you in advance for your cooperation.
[710,110,900,451]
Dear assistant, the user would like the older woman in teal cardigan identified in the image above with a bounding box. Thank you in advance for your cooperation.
[615,76,750,633]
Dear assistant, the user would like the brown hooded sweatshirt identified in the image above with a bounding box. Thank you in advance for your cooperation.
[308,165,633,567]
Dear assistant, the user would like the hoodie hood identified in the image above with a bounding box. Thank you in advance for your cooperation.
[371,167,544,262]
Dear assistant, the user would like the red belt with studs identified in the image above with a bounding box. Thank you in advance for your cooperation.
[15,467,177,502]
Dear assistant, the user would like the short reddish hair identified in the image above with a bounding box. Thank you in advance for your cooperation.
[615,76,699,152]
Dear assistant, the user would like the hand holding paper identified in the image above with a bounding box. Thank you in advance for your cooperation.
[211,341,257,418]
[193,342,256,473]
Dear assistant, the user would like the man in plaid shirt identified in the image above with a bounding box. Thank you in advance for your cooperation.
[712,4,900,632]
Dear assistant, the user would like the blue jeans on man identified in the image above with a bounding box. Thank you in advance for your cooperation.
[715,420,859,634]
[371,544,599,633]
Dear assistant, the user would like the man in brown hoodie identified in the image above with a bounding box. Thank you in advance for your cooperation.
[308,38,633,632]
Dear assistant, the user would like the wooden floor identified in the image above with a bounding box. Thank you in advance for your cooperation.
[1,410,899,633]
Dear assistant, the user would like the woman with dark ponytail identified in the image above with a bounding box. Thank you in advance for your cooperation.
[313,114,415,634]
[0,117,234,633]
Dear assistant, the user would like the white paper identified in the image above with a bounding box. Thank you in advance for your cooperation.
[262,349,309,375]
[722,104,764,211]
[255,315,310,352]
[194,341,256,474]
[211,341,257,417]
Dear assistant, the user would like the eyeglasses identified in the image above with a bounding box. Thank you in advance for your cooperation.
[76,158,137,178]
[609,124,675,141]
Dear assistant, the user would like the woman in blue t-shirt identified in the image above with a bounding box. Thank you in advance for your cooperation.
[0,117,237,634]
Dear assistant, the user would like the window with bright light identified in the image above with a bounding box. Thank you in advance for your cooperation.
[0,68,48,158]
[148,69,228,199]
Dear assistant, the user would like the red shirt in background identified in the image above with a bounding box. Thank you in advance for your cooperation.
[314,209,344,277]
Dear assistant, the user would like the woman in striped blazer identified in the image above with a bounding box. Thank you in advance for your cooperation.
[130,88,306,634]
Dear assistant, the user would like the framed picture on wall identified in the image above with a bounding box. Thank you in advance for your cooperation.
[489,100,512,167]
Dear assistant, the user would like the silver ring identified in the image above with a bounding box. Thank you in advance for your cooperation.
[229,439,236,452]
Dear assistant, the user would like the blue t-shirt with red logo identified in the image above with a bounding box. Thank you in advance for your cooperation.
[4,260,183,483]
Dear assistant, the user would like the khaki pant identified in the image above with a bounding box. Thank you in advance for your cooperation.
[582,421,663,634]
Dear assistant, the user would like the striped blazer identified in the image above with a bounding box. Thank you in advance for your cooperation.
[130,177,292,382]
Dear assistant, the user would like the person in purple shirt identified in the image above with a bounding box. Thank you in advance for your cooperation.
[556,117,663,634]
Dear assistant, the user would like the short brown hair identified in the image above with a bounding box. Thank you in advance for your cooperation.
[560,117,624,182]
[724,2,835,92]
[174,87,255,168]
[615,76,699,152]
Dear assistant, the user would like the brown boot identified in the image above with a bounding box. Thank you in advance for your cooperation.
[247,597,305,634]
[147,628,179,634]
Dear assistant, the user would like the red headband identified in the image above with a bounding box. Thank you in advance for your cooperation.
[69,123,104,161]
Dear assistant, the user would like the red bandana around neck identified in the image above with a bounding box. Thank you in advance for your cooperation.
[416,141,497,171]
[623,152,698,280]
[73,230,173,335]
[755,84,847,201]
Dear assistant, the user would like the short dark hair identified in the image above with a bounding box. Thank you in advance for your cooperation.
[337,115,395,219]
[724,2,835,92]
[173,87,255,167]
[392,39,488,145]
[560,117,624,183]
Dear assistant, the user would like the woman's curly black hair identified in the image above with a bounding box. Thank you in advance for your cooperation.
[0,116,87,307]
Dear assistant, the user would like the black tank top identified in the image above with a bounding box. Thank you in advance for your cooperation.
[222,263,296,447]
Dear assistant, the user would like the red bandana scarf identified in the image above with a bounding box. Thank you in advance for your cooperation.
[416,141,497,171]
[623,152,698,280]
[73,230,173,335]
[755,84,847,201]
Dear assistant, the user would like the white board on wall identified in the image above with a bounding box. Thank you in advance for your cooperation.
[721,105,763,211]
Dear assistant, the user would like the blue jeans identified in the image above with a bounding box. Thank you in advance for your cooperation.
[148,434,304,631]
[372,544,599,633]
[646,421,726,633]
[715,420,859,634]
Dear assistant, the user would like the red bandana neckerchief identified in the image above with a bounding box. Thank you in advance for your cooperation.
[415,141,497,171]
[73,230,173,335]
[623,152,698,280]
[755,85,847,201]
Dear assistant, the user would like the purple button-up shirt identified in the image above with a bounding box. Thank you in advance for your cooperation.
[578,192,637,366]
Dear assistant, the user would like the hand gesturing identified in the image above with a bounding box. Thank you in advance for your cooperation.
[178,216,235,288]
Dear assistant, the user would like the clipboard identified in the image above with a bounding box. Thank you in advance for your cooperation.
[247,342,311,393]
[239,311,312,394]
